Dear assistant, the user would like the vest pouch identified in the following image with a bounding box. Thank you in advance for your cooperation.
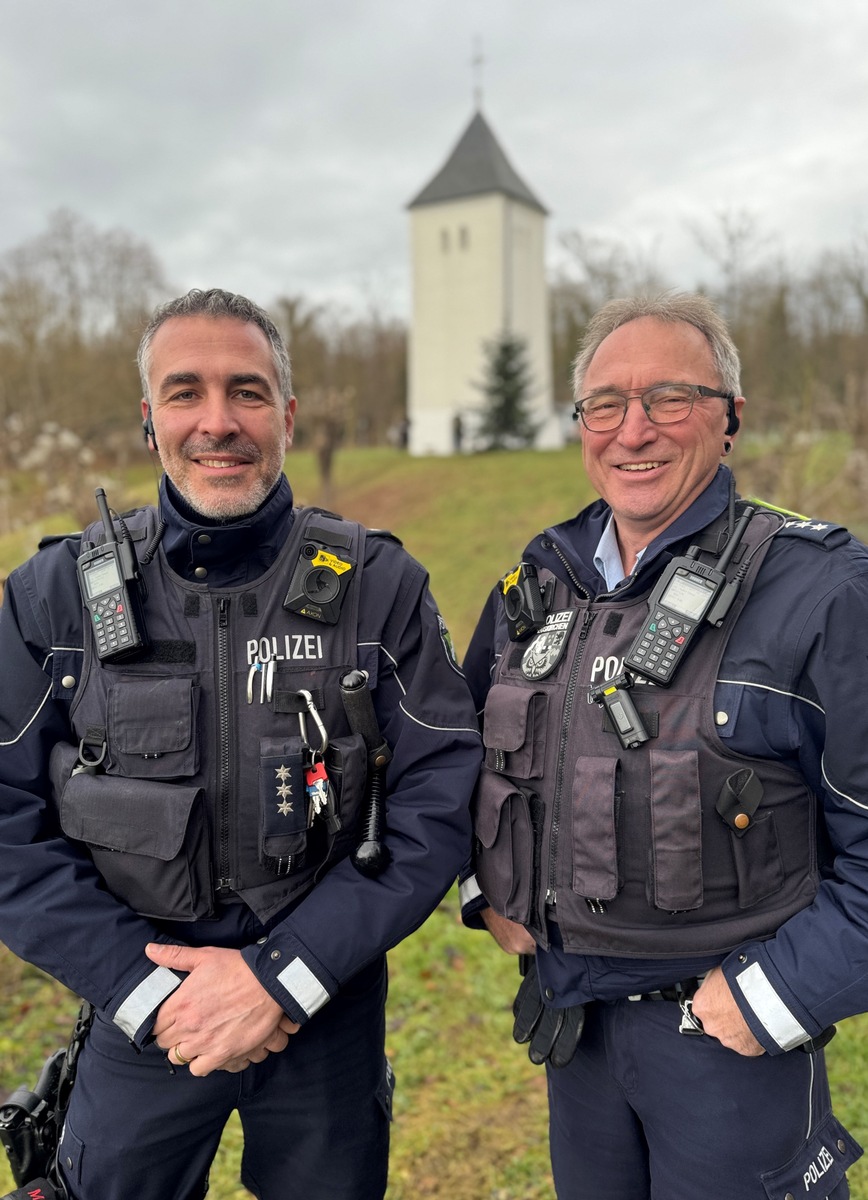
[648,749,703,912]
[571,756,621,902]
[474,770,537,925]
[107,677,199,780]
[259,738,310,875]
[320,734,368,866]
[57,771,212,921]
[482,684,548,779]
[728,810,785,909]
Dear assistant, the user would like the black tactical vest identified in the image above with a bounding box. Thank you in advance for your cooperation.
[475,510,819,959]
[49,506,371,924]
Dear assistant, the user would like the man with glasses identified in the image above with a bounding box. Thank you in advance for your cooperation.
[461,293,868,1197]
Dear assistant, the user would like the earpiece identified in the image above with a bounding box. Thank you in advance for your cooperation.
[142,405,157,451]
[722,440,733,456]
[724,399,740,438]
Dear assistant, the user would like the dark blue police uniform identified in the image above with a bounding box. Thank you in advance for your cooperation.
[0,474,482,1200]
[462,466,866,1199]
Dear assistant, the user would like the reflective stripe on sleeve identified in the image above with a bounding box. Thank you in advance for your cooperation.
[276,957,330,1018]
[114,967,182,1039]
[734,961,809,1050]
[459,874,482,909]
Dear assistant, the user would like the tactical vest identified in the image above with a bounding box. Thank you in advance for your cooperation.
[475,509,820,959]
[49,506,371,925]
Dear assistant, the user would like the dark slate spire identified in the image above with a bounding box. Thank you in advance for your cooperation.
[408,111,547,213]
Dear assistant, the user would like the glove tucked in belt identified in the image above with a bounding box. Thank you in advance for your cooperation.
[512,957,584,1069]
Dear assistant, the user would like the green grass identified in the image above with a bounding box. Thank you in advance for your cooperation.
[3,441,868,1197]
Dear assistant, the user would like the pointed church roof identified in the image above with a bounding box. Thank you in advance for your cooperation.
[408,110,547,214]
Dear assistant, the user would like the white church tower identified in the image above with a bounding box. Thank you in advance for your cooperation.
[406,109,562,456]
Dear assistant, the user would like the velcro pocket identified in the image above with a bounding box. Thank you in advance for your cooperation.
[58,770,211,921]
[761,1112,862,1198]
[571,755,620,901]
[324,734,367,830]
[259,738,308,869]
[473,769,535,925]
[482,684,548,779]
[107,677,198,778]
[729,810,785,909]
[649,749,702,911]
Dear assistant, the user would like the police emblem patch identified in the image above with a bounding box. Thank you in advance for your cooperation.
[437,613,459,667]
[521,610,577,680]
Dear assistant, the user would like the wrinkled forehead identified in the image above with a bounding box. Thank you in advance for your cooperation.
[585,318,719,392]
[148,315,279,391]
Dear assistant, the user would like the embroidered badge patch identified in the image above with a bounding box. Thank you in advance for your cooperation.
[521,610,577,680]
[437,612,459,667]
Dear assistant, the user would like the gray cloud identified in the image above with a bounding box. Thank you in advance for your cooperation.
[2,0,867,315]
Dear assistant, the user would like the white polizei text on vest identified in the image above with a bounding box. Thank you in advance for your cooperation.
[588,655,653,693]
[246,635,324,665]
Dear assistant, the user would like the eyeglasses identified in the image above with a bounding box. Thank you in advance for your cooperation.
[573,384,735,432]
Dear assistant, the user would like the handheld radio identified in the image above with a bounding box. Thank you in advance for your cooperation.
[76,488,148,662]
[623,506,755,686]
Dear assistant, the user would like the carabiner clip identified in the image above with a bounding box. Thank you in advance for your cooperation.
[297,689,328,755]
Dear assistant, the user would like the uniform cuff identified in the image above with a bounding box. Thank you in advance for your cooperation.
[242,934,337,1026]
[459,872,490,929]
[113,966,183,1045]
[723,949,815,1055]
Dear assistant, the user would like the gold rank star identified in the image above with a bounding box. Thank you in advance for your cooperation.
[277,799,294,816]
[276,782,293,799]
[275,764,292,783]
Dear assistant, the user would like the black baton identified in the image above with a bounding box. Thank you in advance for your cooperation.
[340,669,393,876]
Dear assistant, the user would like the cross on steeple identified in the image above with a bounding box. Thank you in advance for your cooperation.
[472,36,484,109]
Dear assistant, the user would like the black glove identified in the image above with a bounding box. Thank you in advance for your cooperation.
[512,958,585,1069]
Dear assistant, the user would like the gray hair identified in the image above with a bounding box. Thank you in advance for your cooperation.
[571,292,741,399]
[138,288,292,405]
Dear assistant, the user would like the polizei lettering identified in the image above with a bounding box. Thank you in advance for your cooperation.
[803,1143,835,1189]
[588,654,653,694]
[246,634,324,665]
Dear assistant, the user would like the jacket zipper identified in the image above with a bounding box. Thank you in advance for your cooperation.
[215,596,233,894]
[546,606,596,909]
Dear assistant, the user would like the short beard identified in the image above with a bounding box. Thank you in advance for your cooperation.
[167,436,283,523]
[176,476,278,522]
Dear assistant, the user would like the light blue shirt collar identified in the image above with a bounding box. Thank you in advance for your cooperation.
[593,514,646,591]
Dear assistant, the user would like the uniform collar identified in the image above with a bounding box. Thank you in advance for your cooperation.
[159,474,296,586]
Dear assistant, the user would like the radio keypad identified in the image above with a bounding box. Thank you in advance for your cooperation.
[628,609,695,679]
[91,592,133,653]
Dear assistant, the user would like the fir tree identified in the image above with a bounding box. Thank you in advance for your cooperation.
[475,331,537,450]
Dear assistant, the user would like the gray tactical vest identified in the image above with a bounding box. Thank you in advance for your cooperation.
[475,510,819,958]
[49,506,371,924]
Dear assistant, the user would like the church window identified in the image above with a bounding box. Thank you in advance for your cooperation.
[441,229,450,252]
[460,226,470,249]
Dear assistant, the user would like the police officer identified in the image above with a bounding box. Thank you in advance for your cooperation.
[461,293,867,1198]
[0,288,482,1200]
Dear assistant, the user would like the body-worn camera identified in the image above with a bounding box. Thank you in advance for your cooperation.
[500,562,550,641]
[284,538,356,625]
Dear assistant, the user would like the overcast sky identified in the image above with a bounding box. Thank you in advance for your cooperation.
[2,0,867,320]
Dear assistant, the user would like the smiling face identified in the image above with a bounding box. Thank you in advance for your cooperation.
[580,317,744,567]
[142,314,296,521]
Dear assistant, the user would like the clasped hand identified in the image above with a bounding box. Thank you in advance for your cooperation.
[146,943,300,1076]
